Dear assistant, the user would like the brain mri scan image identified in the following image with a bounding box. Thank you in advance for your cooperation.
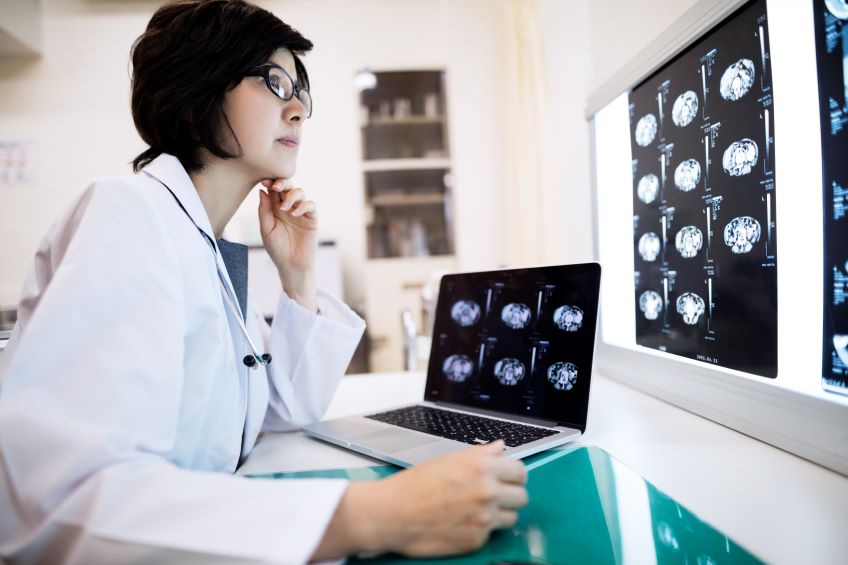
[547,362,578,391]
[501,303,532,329]
[722,138,759,176]
[638,232,662,262]
[553,305,584,331]
[637,173,660,204]
[626,0,778,378]
[835,335,848,366]
[671,90,699,127]
[639,290,663,320]
[450,300,481,327]
[675,225,704,258]
[676,292,706,325]
[635,114,658,147]
[442,354,474,383]
[674,158,702,192]
[723,216,762,253]
[826,0,848,18]
[494,358,526,386]
[719,58,756,101]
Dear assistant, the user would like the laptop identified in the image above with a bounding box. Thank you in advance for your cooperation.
[303,262,602,467]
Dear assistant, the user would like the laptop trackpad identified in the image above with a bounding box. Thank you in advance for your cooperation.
[354,429,438,453]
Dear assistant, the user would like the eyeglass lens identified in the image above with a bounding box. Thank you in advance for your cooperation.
[267,67,312,117]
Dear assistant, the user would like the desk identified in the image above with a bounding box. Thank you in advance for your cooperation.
[239,371,848,564]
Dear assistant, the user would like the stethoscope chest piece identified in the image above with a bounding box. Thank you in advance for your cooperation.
[243,353,272,368]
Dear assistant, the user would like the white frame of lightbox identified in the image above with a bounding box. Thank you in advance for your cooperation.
[586,0,848,476]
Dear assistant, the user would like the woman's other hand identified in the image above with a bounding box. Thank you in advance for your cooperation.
[258,178,318,312]
[312,440,529,560]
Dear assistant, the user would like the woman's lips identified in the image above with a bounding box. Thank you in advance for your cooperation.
[277,137,299,148]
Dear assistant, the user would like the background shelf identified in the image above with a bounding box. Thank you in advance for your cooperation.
[362,158,450,172]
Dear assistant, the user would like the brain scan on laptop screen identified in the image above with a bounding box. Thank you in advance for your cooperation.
[426,264,601,429]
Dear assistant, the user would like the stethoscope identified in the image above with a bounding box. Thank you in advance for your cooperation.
[154,178,272,369]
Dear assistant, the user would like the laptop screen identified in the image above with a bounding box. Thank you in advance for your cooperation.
[425,263,601,430]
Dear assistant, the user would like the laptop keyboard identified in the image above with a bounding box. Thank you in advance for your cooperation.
[365,405,559,448]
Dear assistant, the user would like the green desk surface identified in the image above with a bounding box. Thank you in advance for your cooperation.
[247,446,764,564]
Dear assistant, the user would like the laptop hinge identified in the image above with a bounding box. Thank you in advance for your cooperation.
[426,400,562,428]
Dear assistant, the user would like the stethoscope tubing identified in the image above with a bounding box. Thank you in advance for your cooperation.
[152,176,271,369]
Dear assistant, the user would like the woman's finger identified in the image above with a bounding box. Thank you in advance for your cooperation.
[257,189,275,234]
[260,178,293,192]
[490,510,519,530]
[272,178,294,193]
[490,457,527,485]
[493,484,528,510]
[268,186,283,205]
[289,199,316,217]
[280,187,305,211]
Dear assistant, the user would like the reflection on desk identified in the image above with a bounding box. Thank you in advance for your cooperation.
[248,446,763,564]
[240,372,848,564]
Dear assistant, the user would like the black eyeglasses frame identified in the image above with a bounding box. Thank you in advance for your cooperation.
[244,63,313,119]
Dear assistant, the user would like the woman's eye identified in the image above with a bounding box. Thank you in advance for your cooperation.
[269,77,280,89]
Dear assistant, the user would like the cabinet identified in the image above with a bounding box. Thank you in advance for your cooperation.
[358,70,457,371]
[359,70,455,259]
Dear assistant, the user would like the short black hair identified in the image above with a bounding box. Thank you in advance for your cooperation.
[130,0,313,173]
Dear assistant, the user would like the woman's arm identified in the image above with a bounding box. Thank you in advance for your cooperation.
[257,287,365,432]
[311,440,529,561]
[254,177,366,430]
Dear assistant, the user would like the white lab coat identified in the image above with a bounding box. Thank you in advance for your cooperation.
[0,154,366,564]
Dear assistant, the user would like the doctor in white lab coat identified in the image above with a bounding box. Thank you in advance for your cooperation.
[0,1,528,563]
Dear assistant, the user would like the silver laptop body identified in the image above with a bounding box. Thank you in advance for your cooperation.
[304,263,602,468]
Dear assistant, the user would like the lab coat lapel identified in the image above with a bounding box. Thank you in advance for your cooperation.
[141,154,216,241]
[142,155,255,464]
[141,154,243,311]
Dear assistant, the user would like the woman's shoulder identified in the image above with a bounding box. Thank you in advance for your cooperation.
[23,170,185,314]
[44,171,180,264]
[80,170,174,211]
[60,170,180,235]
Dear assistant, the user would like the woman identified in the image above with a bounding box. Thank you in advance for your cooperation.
[0,1,528,563]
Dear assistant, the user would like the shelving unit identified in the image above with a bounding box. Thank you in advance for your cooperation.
[359,70,455,260]
[361,158,450,172]
[358,70,457,371]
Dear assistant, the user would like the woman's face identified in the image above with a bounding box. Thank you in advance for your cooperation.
[222,48,307,181]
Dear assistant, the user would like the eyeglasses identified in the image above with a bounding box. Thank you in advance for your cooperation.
[245,63,312,119]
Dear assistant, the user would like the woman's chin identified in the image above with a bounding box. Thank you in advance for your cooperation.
[259,165,296,183]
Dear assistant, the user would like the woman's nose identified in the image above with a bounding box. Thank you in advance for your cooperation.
[285,96,308,122]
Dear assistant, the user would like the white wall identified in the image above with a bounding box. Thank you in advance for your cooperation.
[538,0,594,264]
[0,0,153,305]
[588,0,701,93]
[536,0,700,267]
[0,0,509,310]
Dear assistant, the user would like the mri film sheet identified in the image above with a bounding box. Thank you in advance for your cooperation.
[814,0,848,395]
[629,0,777,377]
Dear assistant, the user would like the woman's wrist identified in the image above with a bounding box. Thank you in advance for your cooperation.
[279,269,318,313]
[311,482,394,560]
